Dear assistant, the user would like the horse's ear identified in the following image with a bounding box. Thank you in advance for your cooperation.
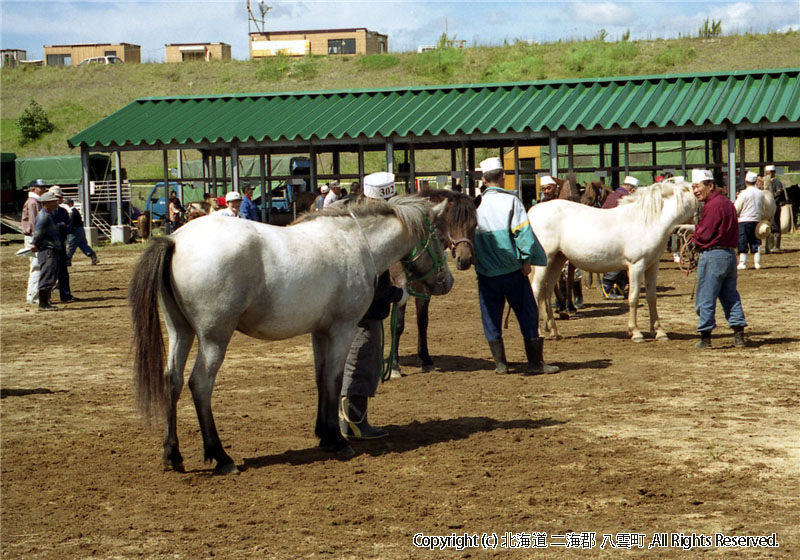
[431,200,448,220]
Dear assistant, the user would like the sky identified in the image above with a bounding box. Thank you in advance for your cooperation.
[1,0,798,62]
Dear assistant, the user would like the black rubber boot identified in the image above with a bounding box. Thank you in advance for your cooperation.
[523,338,559,375]
[339,396,388,440]
[733,326,746,348]
[695,331,712,349]
[487,339,509,374]
[573,279,584,309]
[37,290,58,311]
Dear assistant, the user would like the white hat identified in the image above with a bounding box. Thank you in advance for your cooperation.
[320,184,330,194]
[765,165,776,172]
[691,169,713,183]
[363,172,396,200]
[225,191,242,202]
[48,185,64,197]
[540,175,556,186]
[40,191,59,203]
[745,171,758,184]
[479,157,503,175]
[623,176,640,187]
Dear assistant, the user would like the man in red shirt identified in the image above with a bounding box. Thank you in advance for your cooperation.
[690,169,747,349]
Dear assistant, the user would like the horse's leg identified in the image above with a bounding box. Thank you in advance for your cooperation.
[531,266,551,336]
[311,331,330,440]
[187,333,238,474]
[391,303,406,377]
[626,263,646,342]
[566,263,577,312]
[416,298,434,371]
[645,263,668,341]
[162,324,195,472]
[315,327,357,459]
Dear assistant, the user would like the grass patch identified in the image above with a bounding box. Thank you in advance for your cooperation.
[656,46,697,67]
[405,48,465,80]
[357,54,401,71]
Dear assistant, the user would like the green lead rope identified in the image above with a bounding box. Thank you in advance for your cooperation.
[379,303,401,383]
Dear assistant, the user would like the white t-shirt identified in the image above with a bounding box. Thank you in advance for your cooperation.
[734,185,764,223]
[323,190,339,207]
[216,207,240,218]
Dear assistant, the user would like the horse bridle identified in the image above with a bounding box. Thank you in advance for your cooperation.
[446,233,474,259]
[401,216,449,301]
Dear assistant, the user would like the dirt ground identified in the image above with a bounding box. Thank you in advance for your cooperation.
[1,235,798,559]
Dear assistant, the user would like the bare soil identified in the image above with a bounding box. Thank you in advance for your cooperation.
[2,236,798,559]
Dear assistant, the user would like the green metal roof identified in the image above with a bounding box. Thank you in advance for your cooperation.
[68,68,800,149]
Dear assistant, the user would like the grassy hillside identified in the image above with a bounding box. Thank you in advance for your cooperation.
[2,31,799,179]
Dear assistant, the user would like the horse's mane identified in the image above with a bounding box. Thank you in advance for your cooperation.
[616,178,693,224]
[295,194,432,239]
[417,188,477,230]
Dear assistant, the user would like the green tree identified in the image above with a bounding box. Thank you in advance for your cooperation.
[17,99,55,144]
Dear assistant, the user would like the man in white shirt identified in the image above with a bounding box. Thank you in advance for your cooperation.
[216,191,243,217]
[734,171,765,269]
[323,182,341,207]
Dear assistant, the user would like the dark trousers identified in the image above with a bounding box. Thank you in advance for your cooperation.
[737,221,760,254]
[37,249,59,292]
[478,270,539,342]
[603,270,628,293]
[56,249,71,299]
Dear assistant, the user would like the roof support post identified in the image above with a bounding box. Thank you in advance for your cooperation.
[567,139,574,176]
[309,145,317,194]
[332,150,341,182]
[758,136,765,173]
[460,142,466,194]
[549,133,558,178]
[358,146,364,185]
[114,151,123,226]
[513,140,520,198]
[231,144,240,193]
[766,135,774,166]
[162,149,170,233]
[385,140,394,174]
[599,143,606,185]
[409,145,416,193]
[266,151,273,222]
[80,146,91,230]
[202,152,210,194]
[652,141,658,180]
[211,154,218,197]
[727,125,737,202]
[623,137,630,176]
[259,151,267,223]
[467,145,475,197]
[221,155,228,192]
[176,149,184,202]
[611,141,619,188]
[738,131,746,194]
[681,135,687,176]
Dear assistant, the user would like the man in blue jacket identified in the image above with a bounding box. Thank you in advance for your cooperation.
[475,157,558,375]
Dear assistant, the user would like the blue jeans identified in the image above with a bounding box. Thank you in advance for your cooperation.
[694,249,746,333]
[478,270,539,341]
[738,222,760,254]
[67,228,96,260]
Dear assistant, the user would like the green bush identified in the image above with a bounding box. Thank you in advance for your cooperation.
[357,54,401,71]
[16,99,54,144]
[484,56,546,82]
[254,57,289,81]
[291,58,320,81]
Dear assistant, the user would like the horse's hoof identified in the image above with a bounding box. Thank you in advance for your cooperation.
[215,462,240,475]
[631,335,645,343]
[390,369,402,379]
[335,445,355,460]
[163,462,185,473]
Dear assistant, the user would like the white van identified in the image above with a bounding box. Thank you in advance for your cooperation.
[78,55,123,65]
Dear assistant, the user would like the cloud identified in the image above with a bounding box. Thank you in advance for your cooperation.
[571,1,635,26]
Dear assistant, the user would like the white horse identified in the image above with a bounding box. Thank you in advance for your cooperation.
[129,196,452,473]
[529,179,698,342]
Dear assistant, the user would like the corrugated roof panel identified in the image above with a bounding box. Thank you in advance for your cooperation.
[68,68,800,149]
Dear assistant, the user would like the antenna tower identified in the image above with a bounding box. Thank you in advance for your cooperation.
[247,0,272,34]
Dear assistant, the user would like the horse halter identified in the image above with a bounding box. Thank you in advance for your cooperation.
[401,216,448,301]
[446,232,474,259]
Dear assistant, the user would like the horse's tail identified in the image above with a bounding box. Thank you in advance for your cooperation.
[129,236,176,427]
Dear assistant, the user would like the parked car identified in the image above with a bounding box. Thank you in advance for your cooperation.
[78,55,123,66]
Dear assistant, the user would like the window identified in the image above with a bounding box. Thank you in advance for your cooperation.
[46,54,71,66]
[328,38,356,55]
[104,50,117,57]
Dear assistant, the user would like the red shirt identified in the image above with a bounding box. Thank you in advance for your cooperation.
[692,190,738,249]
[602,187,629,209]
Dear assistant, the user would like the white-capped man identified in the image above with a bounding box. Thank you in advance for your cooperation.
[734,171,765,270]
[600,175,640,298]
[21,179,48,304]
[539,175,559,202]
[339,172,409,440]
[475,157,558,375]
[217,191,243,217]
[323,181,341,208]
[315,184,329,211]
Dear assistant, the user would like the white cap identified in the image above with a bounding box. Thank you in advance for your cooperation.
[623,176,640,187]
[320,184,330,194]
[691,169,713,183]
[48,185,64,197]
[745,171,758,184]
[540,175,556,186]
[765,165,776,172]
[225,191,242,202]
[479,157,503,175]
[363,172,396,200]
